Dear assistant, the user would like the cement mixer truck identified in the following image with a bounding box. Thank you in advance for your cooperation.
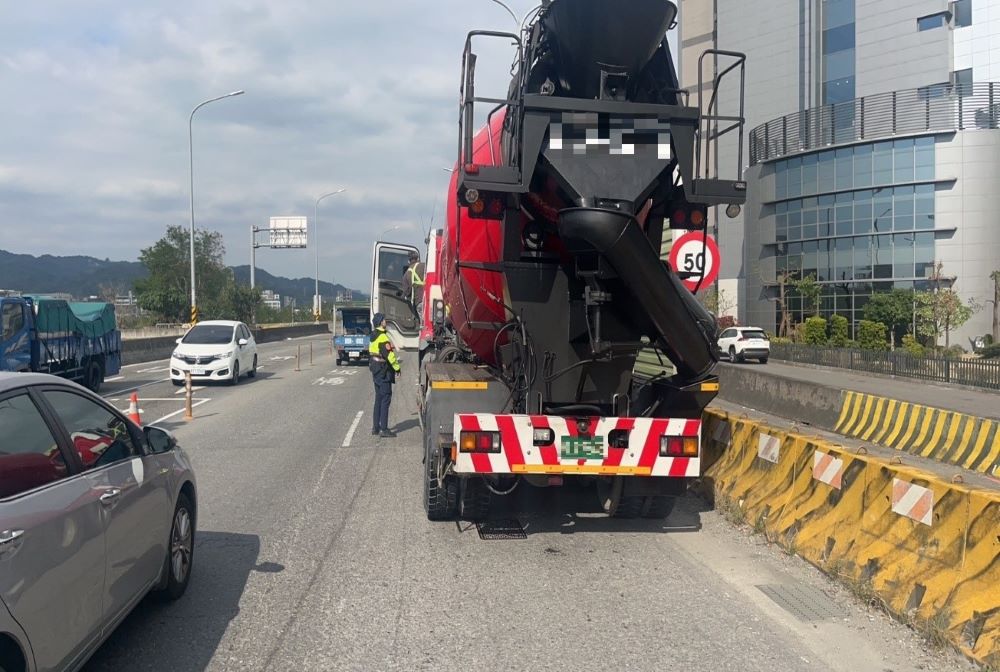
[376,0,747,520]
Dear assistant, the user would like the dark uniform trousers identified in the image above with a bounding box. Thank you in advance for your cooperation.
[370,359,393,433]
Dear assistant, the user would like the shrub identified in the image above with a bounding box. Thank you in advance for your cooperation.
[770,336,793,345]
[804,317,828,345]
[857,320,888,350]
[901,334,925,358]
[792,322,807,344]
[942,344,967,359]
[979,343,1000,359]
[829,314,849,347]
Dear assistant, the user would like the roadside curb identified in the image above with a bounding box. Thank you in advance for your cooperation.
[701,407,1000,666]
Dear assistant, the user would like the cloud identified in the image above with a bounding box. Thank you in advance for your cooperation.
[0,0,683,292]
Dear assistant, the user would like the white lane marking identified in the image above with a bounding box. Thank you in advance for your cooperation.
[149,399,210,425]
[136,366,169,374]
[104,375,124,382]
[102,378,171,398]
[342,411,364,447]
[312,377,345,386]
[122,358,170,370]
[270,356,295,361]
[175,385,206,395]
[329,369,360,376]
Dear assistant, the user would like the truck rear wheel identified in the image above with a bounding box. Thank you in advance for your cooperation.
[84,360,103,393]
[643,496,677,520]
[458,477,491,521]
[424,436,457,520]
[597,477,645,519]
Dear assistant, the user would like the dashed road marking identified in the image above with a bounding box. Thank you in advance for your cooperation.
[137,366,169,374]
[104,375,124,382]
[342,411,364,447]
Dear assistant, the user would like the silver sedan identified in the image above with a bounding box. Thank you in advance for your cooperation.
[0,373,197,672]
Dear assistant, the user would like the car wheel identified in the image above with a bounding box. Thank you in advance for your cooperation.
[760,357,769,364]
[156,493,194,601]
[728,346,737,362]
[172,378,184,387]
[248,355,258,378]
[231,361,240,385]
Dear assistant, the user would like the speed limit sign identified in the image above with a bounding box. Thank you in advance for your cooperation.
[669,231,721,293]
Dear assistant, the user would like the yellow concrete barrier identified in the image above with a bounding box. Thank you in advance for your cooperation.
[704,407,1000,665]
[834,390,1000,477]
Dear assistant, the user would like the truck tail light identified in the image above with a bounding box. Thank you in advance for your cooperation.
[660,436,698,457]
[459,430,501,453]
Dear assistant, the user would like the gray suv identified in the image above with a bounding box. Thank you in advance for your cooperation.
[0,373,197,672]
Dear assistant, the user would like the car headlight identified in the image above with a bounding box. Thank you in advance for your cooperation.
[220,351,233,359]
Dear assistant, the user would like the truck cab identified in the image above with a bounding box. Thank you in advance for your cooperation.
[1,297,32,373]
[334,307,373,366]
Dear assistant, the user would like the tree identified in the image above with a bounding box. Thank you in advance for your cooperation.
[863,289,915,348]
[990,270,1000,343]
[134,226,256,323]
[915,288,975,351]
[702,285,737,317]
[773,270,796,338]
[791,272,821,317]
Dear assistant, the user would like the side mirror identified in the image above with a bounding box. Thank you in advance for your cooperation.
[145,426,177,454]
[238,338,249,346]
[175,338,183,345]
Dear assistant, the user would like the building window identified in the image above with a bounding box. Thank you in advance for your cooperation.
[917,12,949,31]
[952,68,973,96]
[952,0,972,27]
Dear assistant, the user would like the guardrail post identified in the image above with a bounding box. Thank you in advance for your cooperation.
[309,341,314,366]
[295,345,301,372]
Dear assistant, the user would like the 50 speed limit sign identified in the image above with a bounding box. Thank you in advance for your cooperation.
[669,231,721,293]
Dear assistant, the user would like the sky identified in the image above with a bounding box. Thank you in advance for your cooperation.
[0,1,680,292]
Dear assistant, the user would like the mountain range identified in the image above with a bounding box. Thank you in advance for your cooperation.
[0,249,365,304]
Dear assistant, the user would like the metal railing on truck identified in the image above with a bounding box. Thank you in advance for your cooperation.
[767,342,1000,391]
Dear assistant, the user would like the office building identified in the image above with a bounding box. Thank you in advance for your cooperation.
[680,0,1000,345]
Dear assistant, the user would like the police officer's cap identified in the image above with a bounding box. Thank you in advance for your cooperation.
[372,312,386,328]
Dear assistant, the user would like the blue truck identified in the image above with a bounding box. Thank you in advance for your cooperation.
[334,307,372,366]
[0,295,123,392]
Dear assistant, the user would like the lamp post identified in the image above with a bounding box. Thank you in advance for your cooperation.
[188,90,245,324]
[314,188,347,322]
[379,225,402,240]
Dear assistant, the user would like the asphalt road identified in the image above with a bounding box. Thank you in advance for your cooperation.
[81,342,972,672]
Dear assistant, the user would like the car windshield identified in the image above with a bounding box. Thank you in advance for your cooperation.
[182,325,234,345]
[742,330,768,340]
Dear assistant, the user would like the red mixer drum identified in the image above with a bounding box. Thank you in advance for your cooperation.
[440,110,510,365]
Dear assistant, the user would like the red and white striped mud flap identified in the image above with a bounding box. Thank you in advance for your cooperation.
[757,432,781,464]
[453,414,701,477]
[812,450,845,490]
[891,478,934,526]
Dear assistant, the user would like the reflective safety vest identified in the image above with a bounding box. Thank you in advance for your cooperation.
[368,328,400,372]
[408,263,425,302]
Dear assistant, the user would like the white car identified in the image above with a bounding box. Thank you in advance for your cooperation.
[717,326,770,364]
[170,320,258,385]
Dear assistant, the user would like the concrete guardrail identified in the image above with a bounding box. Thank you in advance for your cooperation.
[700,408,1000,665]
[717,365,1000,478]
[121,323,330,366]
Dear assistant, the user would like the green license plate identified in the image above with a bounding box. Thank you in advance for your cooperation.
[560,436,605,461]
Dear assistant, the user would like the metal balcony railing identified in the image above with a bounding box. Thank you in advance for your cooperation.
[749,82,1000,165]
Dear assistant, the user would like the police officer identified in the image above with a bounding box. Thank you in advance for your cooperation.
[369,312,400,437]
[401,250,425,319]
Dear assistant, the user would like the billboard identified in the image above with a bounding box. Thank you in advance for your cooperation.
[269,216,308,248]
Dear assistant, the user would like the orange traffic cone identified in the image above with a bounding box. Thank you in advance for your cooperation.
[127,392,142,426]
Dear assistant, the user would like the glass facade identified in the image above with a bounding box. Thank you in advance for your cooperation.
[767,136,939,330]
[822,0,856,107]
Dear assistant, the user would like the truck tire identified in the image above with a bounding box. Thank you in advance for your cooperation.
[643,495,677,520]
[458,477,491,521]
[597,477,644,519]
[424,436,457,520]
[84,360,103,393]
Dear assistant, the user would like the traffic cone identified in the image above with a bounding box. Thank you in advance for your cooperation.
[127,392,142,426]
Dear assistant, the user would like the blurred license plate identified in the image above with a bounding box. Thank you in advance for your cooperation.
[560,437,605,460]
[191,369,206,376]
[349,351,360,358]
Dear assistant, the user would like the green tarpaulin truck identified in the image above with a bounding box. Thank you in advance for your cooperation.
[0,296,123,391]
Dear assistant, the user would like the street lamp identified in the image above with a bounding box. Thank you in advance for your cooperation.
[188,89,245,324]
[314,188,347,322]
[379,225,402,240]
